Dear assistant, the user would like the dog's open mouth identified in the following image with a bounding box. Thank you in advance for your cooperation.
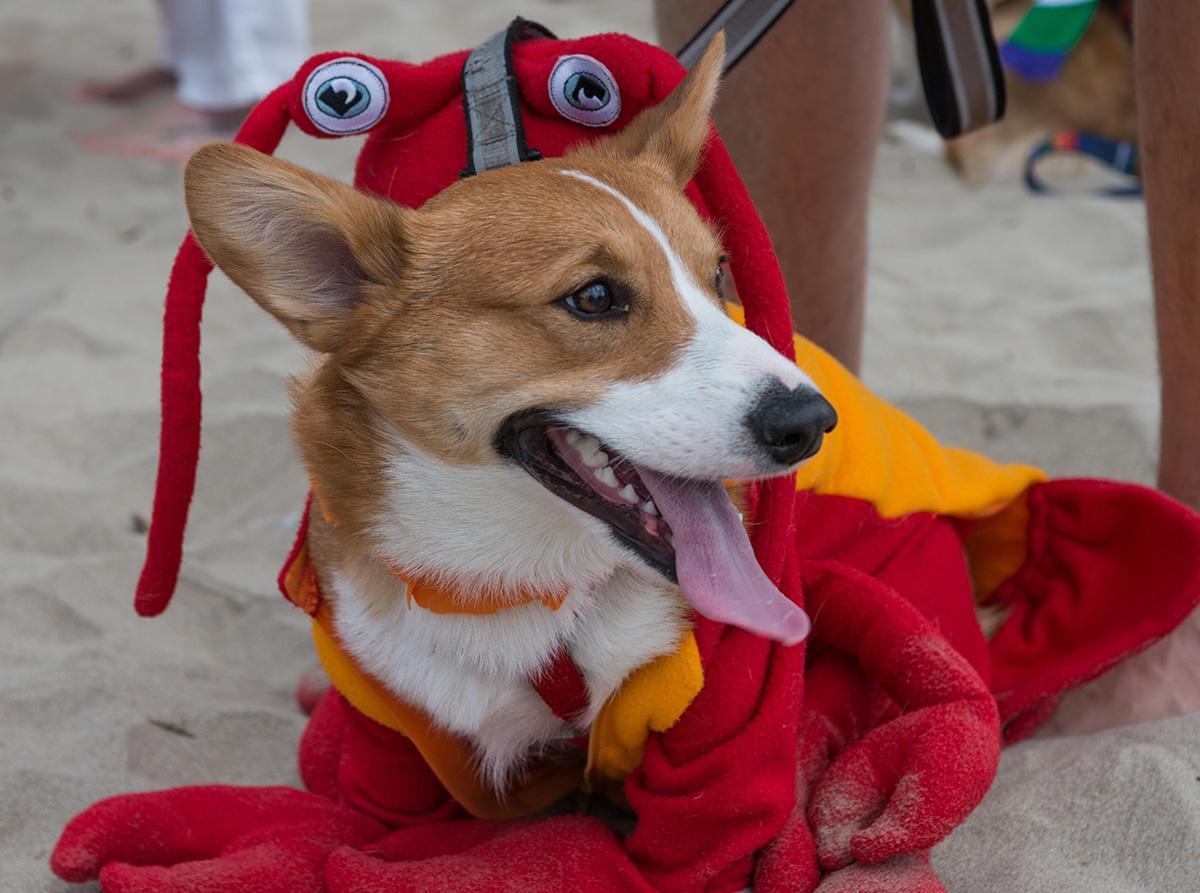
[497,412,810,645]
[497,412,677,581]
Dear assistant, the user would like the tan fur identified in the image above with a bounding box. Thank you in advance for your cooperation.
[184,36,729,608]
[184,147,410,353]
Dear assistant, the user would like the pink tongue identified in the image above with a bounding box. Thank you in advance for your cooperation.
[638,469,809,646]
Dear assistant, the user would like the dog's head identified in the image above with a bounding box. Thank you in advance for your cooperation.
[184,36,830,642]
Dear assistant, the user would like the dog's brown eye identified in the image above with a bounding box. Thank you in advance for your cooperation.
[560,281,627,319]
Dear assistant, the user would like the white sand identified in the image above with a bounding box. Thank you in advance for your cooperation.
[0,2,1194,891]
[934,713,1200,892]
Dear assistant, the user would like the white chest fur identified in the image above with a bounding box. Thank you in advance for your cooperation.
[330,559,689,792]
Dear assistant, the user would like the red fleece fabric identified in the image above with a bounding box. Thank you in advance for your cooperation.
[623,623,804,892]
[808,852,949,893]
[134,86,291,617]
[325,818,656,892]
[750,500,1000,891]
[57,22,1200,893]
[989,479,1200,741]
[299,689,464,828]
[51,786,384,892]
[53,485,1200,892]
[797,562,999,871]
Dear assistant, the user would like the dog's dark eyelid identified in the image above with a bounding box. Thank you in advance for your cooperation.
[556,279,631,320]
[714,260,726,290]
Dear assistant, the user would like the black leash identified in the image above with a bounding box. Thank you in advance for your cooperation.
[676,0,797,73]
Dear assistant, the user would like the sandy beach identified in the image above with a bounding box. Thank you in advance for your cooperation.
[1,2,1196,890]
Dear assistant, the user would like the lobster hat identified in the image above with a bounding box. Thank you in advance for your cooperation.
[136,19,802,618]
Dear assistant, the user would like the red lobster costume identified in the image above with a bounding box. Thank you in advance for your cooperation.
[51,20,1200,893]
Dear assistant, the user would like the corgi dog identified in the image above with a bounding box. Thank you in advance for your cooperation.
[183,35,834,794]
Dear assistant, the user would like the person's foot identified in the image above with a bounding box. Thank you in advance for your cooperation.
[68,101,252,163]
[69,65,177,104]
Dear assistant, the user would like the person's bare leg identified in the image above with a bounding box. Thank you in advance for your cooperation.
[1136,1,1200,510]
[656,1,890,372]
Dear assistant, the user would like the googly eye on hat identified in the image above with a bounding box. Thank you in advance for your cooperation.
[548,54,620,127]
[303,57,389,135]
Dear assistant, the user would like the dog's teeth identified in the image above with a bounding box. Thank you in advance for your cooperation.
[565,430,581,446]
[619,484,637,503]
[595,466,619,488]
[583,449,609,469]
[577,435,600,454]
[666,532,676,547]
[641,499,658,516]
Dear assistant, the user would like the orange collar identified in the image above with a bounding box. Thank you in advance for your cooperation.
[309,477,567,616]
[401,575,566,615]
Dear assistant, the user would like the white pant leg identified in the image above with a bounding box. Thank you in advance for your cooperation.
[159,0,309,111]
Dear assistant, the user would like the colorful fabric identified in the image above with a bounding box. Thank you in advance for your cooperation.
[1001,0,1100,82]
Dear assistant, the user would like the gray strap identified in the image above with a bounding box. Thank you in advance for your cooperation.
[676,0,795,73]
[913,0,1006,138]
[461,18,553,177]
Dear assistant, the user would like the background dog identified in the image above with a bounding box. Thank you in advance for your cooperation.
[894,0,1136,185]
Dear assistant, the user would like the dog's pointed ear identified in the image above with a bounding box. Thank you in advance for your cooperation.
[587,32,724,186]
[184,142,410,353]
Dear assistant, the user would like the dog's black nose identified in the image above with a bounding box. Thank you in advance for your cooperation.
[745,381,838,466]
